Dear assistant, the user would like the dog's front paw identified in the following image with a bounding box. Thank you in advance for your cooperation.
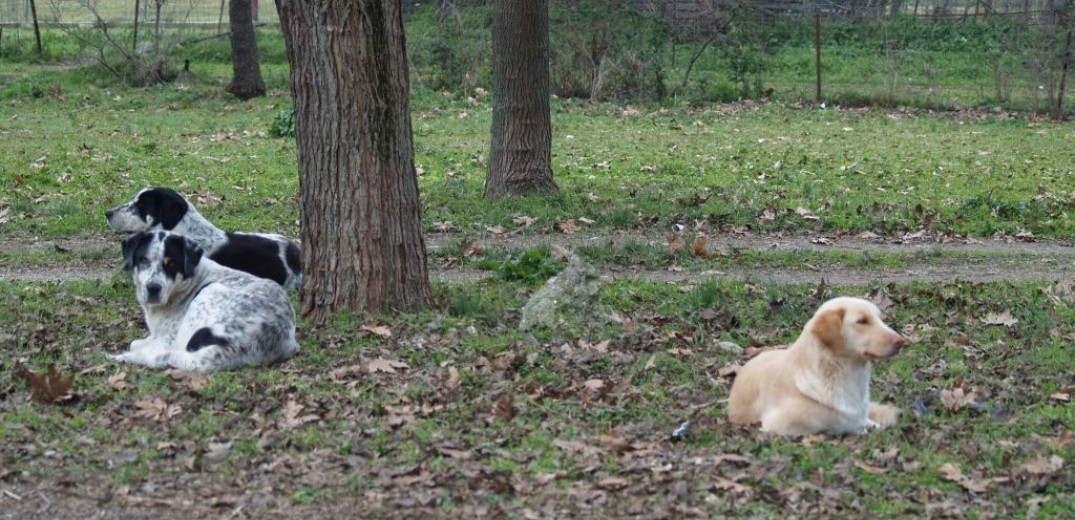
[130,338,153,351]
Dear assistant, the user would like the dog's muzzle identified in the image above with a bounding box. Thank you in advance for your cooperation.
[144,282,163,303]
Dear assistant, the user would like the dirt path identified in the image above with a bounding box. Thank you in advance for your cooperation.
[1,232,1073,285]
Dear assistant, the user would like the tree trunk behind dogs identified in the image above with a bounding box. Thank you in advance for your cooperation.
[226,0,266,100]
[484,0,560,198]
[276,0,432,320]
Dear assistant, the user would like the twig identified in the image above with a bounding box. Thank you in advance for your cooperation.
[2,489,23,500]
[36,490,52,513]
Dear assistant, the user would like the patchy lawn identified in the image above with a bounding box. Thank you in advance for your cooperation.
[1,275,1073,517]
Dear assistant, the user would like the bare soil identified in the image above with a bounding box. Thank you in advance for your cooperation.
[2,231,1073,285]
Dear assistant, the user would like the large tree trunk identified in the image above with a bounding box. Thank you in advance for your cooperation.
[485,0,559,198]
[226,0,266,100]
[276,0,431,321]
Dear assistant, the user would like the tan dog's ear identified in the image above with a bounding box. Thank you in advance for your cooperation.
[810,308,846,354]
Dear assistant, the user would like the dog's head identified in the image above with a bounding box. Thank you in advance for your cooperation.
[807,296,906,361]
[105,187,189,233]
[121,231,203,306]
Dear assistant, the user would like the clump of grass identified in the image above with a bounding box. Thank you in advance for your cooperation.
[479,245,564,285]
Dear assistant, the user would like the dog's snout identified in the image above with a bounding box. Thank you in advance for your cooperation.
[146,283,162,298]
[891,334,906,350]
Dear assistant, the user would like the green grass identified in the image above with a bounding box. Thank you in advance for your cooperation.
[1,81,1074,240]
[1,19,1073,517]
[2,277,1073,516]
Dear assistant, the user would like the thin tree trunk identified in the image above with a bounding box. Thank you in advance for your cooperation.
[133,0,141,53]
[29,0,42,55]
[276,0,431,321]
[485,0,559,198]
[1055,25,1073,119]
[226,0,266,100]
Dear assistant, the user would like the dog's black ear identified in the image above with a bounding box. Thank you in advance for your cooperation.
[120,232,148,271]
[163,234,203,279]
[810,307,846,354]
[181,237,203,278]
[143,188,188,230]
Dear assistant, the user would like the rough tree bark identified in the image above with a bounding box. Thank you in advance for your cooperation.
[485,0,559,198]
[226,0,266,100]
[276,0,431,321]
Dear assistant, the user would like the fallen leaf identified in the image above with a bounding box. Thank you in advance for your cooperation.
[596,477,630,490]
[794,207,819,221]
[712,477,752,493]
[432,221,460,232]
[854,459,887,475]
[205,440,232,460]
[938,463,1008,493]
[445,366,460,388]
[1020,455,1063,475]
[812,277,828,300]
[20,365,76,404]
[360,324,393,338]
[981,311,1018,327]
[690,236,711,258]
[1049,429,1074,449]
[384,405,417,428]
[940,387,979,412]
[873,446,900,464]
[666,233,684,256]
[583,379,606,391]
[492,393,515,421]
[643,354,656,371]
[552,439,605,457]
[513,215,536,227]
[554,219,577,234]
[134,398,182,422]
[437,446,472,460]
[282,398,319,428]
[107,372,128,390]
[368,358,409,374]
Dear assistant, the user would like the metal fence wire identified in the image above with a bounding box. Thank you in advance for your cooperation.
[0,0,279,26]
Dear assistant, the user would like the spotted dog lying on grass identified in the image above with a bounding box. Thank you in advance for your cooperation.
[728,296,906,436]
[107,230,299,372]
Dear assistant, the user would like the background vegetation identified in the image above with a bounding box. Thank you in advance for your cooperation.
[0,1,1072,518]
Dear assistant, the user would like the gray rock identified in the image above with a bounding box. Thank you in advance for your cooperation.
[519,255,621,331]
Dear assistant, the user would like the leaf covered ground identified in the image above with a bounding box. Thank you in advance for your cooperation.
[1,70,1074,518]
[2,274,1074,518]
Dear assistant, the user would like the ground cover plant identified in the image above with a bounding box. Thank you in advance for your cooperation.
[1,17,1074,519]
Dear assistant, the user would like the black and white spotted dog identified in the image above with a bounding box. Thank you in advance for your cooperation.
[108,230,299,372]
[105,187,302,290]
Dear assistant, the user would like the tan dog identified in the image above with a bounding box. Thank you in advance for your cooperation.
[728,296,906,436]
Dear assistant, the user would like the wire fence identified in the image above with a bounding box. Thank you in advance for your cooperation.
[0,0,278,26]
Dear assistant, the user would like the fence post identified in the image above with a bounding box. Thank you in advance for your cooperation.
[133,0,141,53]
[28,0,41,55]
[815,9,822,104]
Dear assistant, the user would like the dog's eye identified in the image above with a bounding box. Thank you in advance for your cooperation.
[162,258,173,268]
[138,257,151,266]
[856,317,870,325]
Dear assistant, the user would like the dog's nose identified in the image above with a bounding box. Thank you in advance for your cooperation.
[146,283,162,298]
[105,209,114,218]
[892,335,906,350]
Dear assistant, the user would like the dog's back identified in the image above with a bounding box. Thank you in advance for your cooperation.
[176,265,299,371]
[107,188,303,290]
